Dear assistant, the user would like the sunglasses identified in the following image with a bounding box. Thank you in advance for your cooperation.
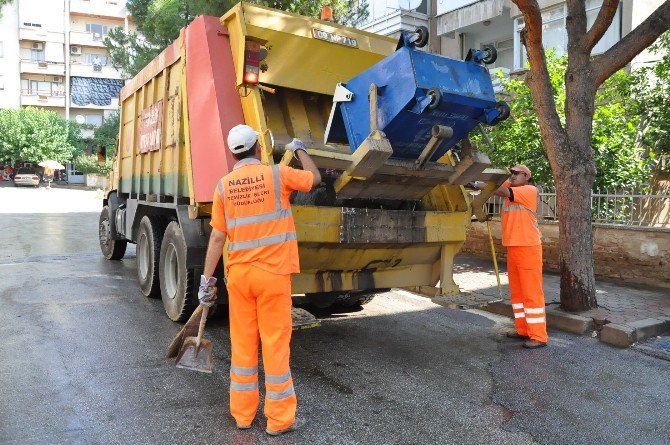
[510,170,527,176]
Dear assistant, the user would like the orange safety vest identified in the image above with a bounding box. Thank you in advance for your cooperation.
[500,184,542,247]
[217,161,300,275]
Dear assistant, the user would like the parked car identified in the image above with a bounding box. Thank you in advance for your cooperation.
[13,168,41,187]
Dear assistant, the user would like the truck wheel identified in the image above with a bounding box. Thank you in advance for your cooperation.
[136,216,163,298]
[159,221,193,322]
[99,205,127,260]
[305,291,339,310]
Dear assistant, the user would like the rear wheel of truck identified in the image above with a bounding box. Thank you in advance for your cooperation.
[136,216,163,298]
[335,292,378,308]
[159,221,193,322]
[99,205,127,260]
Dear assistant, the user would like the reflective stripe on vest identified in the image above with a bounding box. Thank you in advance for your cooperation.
[265,370,291,385]
[220,164,298,252]
[502,203,538,218]
[230,381,259,391]
[267,385,295,400]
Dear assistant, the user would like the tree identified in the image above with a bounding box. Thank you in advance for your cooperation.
[512,0,670,311]
[484,51,651,189]
[630,30,670,157]
[105,0,369,78]
[93,112,120,155]
[0,108,78,163]
[0,0,13,19]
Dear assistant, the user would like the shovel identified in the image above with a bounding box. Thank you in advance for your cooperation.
[175,306,214,373]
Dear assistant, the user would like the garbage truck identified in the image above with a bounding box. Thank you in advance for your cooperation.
[98,2,509,322]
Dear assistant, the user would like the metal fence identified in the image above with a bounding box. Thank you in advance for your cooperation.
[485,186,670,229]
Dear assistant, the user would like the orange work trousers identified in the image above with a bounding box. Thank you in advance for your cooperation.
[226,264,297,431]
[507,245,548,343]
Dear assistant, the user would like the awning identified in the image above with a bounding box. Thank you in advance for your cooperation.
[437,0,508,36]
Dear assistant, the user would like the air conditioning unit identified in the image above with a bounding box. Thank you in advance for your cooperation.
[32,42,44,51]
[70,45,82,55]
[93,64,102,72]
[53,76,63,83]
[38,61,48,68]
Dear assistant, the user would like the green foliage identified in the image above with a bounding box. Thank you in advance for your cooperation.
[93,112,120,154]
[0,108,78,163]
[105,0,368,78]
[630,30,670,156]
[0,0,13,19]
[74,154,113,174]
[482,51,651,189]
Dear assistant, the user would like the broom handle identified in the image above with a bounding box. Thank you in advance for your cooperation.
[196,306,209,349]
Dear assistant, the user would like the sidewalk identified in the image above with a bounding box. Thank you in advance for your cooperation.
[452,255,670,349]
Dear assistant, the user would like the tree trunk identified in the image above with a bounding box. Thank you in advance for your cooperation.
[554,154,598,311]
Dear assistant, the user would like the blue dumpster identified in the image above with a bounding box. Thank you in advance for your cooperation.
[327,39,507,162]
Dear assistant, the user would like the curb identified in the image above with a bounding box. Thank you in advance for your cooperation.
[600,317,669,348]
[480,301,669,347]
[481,302,594,335]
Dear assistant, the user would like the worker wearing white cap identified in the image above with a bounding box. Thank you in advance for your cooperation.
[199,124,321,435]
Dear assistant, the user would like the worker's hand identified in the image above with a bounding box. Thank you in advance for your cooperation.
[198,275,218,307]
[285,138,308,159]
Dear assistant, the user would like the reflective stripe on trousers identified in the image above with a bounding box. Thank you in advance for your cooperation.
[507,245,548,343]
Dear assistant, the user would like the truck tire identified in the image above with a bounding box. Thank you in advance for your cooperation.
[159,221,194,322]
[136,216,163,298]
[99,205,127,260]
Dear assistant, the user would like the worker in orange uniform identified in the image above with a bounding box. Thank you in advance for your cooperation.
[474,165,548,348]
[198,124,321,435]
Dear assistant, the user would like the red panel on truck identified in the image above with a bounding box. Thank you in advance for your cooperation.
[185,16,244,203]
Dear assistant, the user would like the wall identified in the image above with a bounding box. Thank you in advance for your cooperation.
[461,221,670,289]
[0,2,20,109]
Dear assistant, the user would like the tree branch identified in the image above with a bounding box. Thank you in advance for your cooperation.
[513,0,565,138]
[583,0,619,54]
[593,0,670,85]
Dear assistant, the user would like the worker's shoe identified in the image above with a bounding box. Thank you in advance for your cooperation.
[236,423,252,430]
[266,418,305,436]
[523,339,547,349]
[506,331,529,340]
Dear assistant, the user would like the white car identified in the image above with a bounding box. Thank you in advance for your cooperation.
[13,168,41,187]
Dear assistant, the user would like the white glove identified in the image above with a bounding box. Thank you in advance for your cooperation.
[198,275,217,307]
[285,138,308,159]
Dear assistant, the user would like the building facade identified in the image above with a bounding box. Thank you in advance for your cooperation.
[0,0,134,182]
[358,0,663,73]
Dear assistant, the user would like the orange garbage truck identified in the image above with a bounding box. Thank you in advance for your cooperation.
[98,3,508,322]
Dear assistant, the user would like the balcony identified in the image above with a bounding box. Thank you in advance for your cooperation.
[69,31,107,48]
[21,90,66,108]
[19,27,64,44]
[70,62,121,79]
[359,11,429,37]
[20,60,66,76]
[69,0,129,19]
[70,96,120,110]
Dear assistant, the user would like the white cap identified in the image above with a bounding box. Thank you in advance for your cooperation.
[227,124,259,154]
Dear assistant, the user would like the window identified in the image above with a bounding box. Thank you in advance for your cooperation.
[85,54,107,66]
[30,80,52,95]
[85,115,104,127]
[514,0,621,70]
[86,24,109,40]
[30,49,45,62]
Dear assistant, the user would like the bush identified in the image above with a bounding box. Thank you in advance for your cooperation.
[74,154,113,175]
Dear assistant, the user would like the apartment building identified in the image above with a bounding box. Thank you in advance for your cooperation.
[0,0,132,127]
[0,0,133,181]
[358,0,663,74]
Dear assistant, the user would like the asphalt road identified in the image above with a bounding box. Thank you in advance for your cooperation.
[0,187,668,445]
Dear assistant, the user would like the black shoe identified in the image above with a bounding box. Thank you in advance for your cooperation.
[506,331,529,340]
[523,339,547,349]
[266,418,305,436]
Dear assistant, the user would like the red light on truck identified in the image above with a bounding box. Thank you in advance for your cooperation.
[244,39,261,85]
[244,71,259,84]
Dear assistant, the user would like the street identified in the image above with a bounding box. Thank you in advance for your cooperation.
[0,186,668,445]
